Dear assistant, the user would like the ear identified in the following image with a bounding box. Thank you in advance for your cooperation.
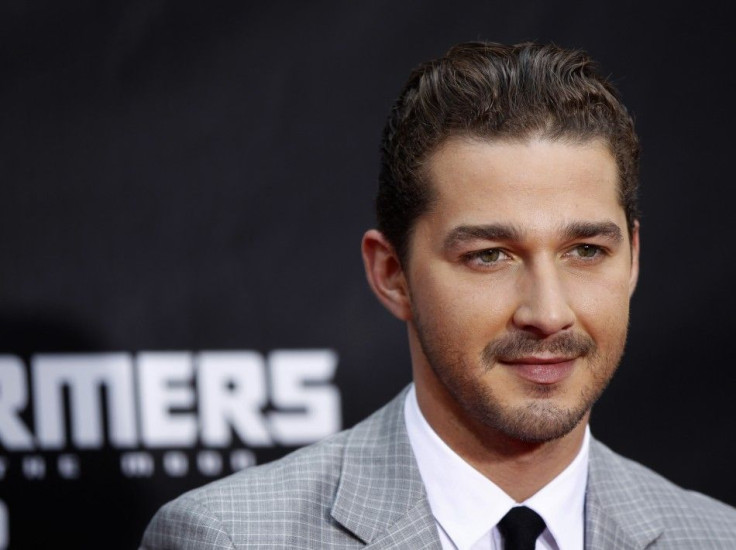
[629,220,640,297]
[361,229,413,321]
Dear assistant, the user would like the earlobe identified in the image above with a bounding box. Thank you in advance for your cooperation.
[629,221,641,296]
[361,229,413,321]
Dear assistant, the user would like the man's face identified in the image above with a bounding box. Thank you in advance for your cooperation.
[405,137,639,443]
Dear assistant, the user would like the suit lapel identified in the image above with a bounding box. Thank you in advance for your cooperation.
[363,498,440,549]
[330,387,441,548]
[584,439,664,549]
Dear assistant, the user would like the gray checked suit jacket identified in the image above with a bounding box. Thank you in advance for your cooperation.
[141,388,736,549]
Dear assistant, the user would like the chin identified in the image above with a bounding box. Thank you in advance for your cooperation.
[467,394,592,444]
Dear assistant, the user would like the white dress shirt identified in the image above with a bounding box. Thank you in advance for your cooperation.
[404,385,589,550]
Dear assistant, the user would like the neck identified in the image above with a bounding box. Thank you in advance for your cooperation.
[413,368,589,502]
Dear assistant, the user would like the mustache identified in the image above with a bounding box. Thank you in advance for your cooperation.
[482,332,596,364]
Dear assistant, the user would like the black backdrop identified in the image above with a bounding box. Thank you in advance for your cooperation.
[1,2,735,548]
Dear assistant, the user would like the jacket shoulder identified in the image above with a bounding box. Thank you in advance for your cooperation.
[590,439,736,543]
[140,389,413,549]
[141,429,355,549]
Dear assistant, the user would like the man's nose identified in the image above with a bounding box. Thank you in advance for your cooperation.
[511,260,575,336]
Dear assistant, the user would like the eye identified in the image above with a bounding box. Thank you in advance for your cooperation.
[478,249,502,263]
[463,248,510,268]
[570,244,603,259]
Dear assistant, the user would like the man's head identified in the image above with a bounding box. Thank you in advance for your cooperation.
[363,41,641,449]
[377,41,639,267]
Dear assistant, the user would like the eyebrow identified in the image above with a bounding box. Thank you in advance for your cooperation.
[442,221,623,250]
[443,224,524,250]
[562,221,623,243]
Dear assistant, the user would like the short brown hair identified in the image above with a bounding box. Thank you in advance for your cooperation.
[377,41,640,265]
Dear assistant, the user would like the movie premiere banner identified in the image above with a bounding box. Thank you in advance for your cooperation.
[0,351,344,548]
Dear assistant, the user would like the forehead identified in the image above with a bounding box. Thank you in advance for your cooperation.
[420,137,623,235]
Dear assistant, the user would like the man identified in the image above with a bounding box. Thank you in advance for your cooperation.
[141,42,736,549]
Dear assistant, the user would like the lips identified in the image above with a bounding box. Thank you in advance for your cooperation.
[499,356,577,384]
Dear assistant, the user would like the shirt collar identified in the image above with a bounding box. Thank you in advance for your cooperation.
[404,384,589,550]
[524,425,589,550]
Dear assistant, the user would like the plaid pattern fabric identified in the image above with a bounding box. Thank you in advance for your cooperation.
[141,387,736,549]
[586,439,736,548]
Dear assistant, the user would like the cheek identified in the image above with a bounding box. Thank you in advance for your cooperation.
[570,276,631,339]
[413,269,517,334]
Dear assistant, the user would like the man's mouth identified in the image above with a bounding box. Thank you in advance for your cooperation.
[498,356,578,384]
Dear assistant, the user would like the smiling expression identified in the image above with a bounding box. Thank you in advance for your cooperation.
[404,136,639,444]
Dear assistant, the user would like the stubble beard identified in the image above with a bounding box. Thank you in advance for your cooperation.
[413,313,627,444]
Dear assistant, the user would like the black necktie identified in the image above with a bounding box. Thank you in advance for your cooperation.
[497,506,546,550]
